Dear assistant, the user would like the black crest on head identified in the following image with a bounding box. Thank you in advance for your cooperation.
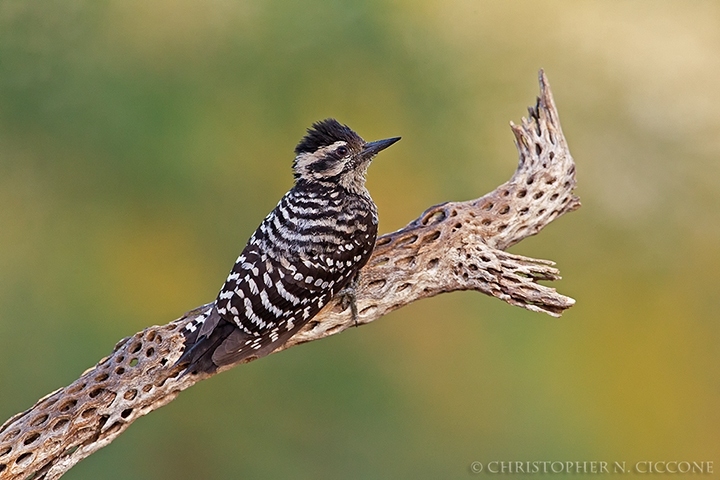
[295,119,363,155]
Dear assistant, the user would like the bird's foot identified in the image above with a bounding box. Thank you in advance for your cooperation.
[338,275,360,327]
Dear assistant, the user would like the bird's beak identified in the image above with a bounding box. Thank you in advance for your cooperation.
[362,136,401,158]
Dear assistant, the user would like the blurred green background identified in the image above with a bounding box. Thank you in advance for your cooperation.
[1,0,719,478]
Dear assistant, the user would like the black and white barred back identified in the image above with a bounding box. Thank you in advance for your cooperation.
[178,119,400,374]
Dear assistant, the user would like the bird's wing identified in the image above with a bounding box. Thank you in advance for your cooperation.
[210,239,366,366]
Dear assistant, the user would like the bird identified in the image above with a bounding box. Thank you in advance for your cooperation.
[177,119,400,374]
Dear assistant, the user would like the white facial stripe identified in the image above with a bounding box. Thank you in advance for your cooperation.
[293,141,348,179]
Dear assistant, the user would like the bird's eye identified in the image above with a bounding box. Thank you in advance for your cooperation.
[336,146,348,157]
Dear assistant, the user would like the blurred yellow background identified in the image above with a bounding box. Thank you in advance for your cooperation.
[1,0,718,478]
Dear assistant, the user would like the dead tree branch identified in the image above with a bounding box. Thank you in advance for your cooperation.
[0,70,580,480]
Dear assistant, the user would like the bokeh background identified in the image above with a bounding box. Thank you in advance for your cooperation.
[1,0,719,478]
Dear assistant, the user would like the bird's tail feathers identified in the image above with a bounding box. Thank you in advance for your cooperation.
[177,306,236,375]
[177,304,307,375]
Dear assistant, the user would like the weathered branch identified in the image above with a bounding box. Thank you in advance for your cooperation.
[0,70,579,480]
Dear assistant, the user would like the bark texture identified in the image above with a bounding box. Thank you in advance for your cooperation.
[0,70,580,480]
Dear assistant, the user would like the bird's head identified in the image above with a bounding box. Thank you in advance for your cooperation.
[292,119,400,193]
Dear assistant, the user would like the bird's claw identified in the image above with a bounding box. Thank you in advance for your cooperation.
[338,275,360,327]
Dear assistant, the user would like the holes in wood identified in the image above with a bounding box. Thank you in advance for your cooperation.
[535,143,542,155]
[95,373,109,382]
[395,256,415,268]
[427,258,439,269]
[121,409,133,419]
[519,207,529,216]
[526,176,535,185]
[533,191,544,199]
[422,231,441,243]
[481,218,492,226]
[67,382,87,395]
[124,389,138,401]
[0,464,6,473]
[142,384,153,393]
[62,445,80,458]
[421,208,447,226]
[30,414,49,428]
[145,331,156,342]
[396,234,418,247]
[497,224,508,232]
[23,432,40,446]
[482,202,494,211]
[499,205,510,215]
[367,279,386,291]
[372,256,390,267]
[15,452,33,466]
[129,358,139,367]
[549,151,555,160]
[358,305,376,316]
[396,283,412,293]
[104,422,123,435]
[59,399,77,413]
[146,347,155,358]
[375,236,392,247]
[517,189,527,198]
[88,387,104,399]
[0,446,10,457]
[515,271,534,280]
[81,407,97,419]
[325,324,345,335]
[550,193,559,201]
[130,342,142,354]
[52,419,69,432]
[115,367,125,375]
